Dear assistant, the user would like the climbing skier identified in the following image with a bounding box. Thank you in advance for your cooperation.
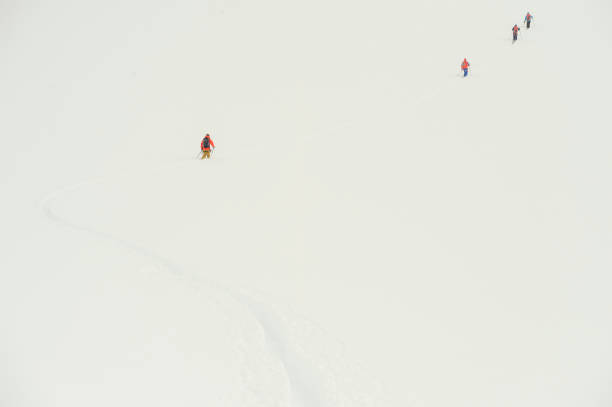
[461,58,470,77]
[524,12,534,29]
[200,133,215,159]
[512,24,520,42]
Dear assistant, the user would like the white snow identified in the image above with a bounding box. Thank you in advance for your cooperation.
[2,0,612,406]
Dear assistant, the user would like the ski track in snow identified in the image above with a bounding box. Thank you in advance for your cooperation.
[39,166,387,407]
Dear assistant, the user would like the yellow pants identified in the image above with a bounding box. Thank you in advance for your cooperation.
[201,150,211,159]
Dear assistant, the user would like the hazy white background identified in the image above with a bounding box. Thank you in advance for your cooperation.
[2,0,611,406]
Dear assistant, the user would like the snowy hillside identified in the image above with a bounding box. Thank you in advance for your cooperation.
[2,0,612,406]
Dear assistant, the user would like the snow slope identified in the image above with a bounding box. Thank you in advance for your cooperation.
[2,0,612,406]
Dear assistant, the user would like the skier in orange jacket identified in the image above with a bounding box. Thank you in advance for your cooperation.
[461,58,470,77]
[201,133,215,159]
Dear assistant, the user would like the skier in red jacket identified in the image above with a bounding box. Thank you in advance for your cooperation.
[524,12,534,29]
[201,133,215,159]
[461,58,470,77]
[512,24,521,42]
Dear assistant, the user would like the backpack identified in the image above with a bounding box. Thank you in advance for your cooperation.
[202,137,210,149]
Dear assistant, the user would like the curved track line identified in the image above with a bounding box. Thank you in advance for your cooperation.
[39,165,367,406]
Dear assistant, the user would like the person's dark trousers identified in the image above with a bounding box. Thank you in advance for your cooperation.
[463,68,468,77]
[513,33,518,41]
[527,20,531,29]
